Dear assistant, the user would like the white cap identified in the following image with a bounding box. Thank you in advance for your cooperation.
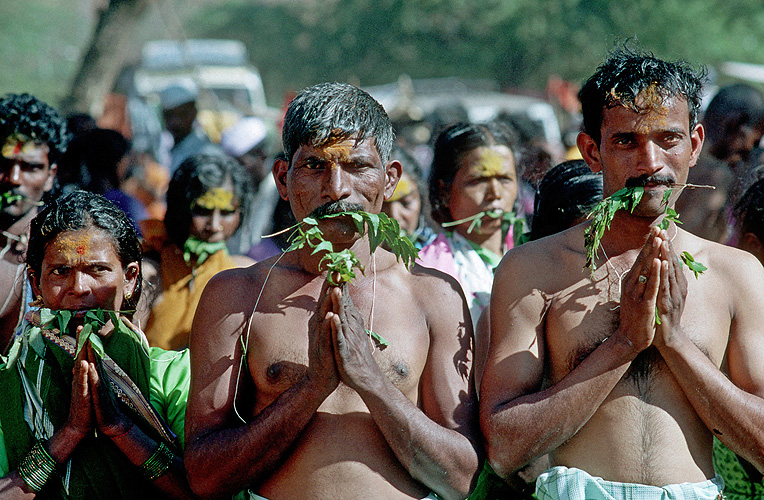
[159,78,198,110]
[220,117,268,157]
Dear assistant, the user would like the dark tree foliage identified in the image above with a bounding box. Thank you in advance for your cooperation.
[187,0,764,103]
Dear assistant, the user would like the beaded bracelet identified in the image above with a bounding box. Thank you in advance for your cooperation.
[18,441,57,492]
[139,442,175,481]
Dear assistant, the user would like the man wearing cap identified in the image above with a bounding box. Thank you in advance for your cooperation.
[0,93,69,350]
[220,116,278,255]
[159,79,222,172]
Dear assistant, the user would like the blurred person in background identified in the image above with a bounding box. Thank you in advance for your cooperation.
[220,116,280,256]
[0,93,69,351]
[529,159,603,241]
[57,128,148,226]
[141,154,253,350]
[382,145,437,248]
[733,176,764,265]
[676,83,764,242]
[418,121,520,329]
[158,79,222,173]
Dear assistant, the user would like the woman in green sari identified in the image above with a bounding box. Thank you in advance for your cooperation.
[0,191,194,499]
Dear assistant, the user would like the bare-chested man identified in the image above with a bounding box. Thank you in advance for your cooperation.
[0,93,68,351]
[480,47,764,499]
[184,82,479,500]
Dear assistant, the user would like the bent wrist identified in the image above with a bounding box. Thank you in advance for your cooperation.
[606,330,645,362]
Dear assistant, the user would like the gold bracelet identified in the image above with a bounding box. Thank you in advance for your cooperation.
[17,441,57,492]
[139,442,174,481]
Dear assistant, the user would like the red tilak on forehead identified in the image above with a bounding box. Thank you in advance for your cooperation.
[12,141,22,155]
[76,245,86,255]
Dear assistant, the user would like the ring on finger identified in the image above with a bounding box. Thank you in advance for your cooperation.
[638,275,648,284]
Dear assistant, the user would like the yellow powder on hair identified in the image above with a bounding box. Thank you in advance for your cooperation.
[607,83,669,134]
[193,188,235,211]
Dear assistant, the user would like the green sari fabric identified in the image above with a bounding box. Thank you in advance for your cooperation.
[0,317,189,499]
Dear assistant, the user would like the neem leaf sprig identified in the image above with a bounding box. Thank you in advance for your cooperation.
[37,308,142,357]
[441,209,529,246]
[0,191,23,211]
[285,211,419,286]
[584,187,645,272]
[584,186,708,277]
[280,210,421,349]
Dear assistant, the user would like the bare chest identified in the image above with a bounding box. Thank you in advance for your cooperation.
[544,269,731,394]
[245,280,430,410]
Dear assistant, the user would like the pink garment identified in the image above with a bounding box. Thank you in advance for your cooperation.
[416,231,514,289]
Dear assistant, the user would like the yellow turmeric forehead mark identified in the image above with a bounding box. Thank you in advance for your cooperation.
[321,142,353,165]
[50,231,94,262]
[634,85,669,133]
[609,84,669,134]
[474,148,509,177]
[1,134,47,162]
[193,188,235,211]
[388,175,415,202]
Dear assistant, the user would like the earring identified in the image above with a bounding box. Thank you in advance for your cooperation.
[29,295,44,308]
[124,290,133,300]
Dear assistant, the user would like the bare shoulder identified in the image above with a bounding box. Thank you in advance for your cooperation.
[409,261,466,305]
[192,258,283,349]
[495,225,584,297]
[680,231,764,290]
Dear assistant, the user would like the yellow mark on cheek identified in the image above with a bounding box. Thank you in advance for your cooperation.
[193,188,235,211]
[474,149,508,177]
[51,232,92,262]
[388,176,415,202]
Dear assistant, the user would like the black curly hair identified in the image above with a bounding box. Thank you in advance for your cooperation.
[579,44,706,144]
[26,190,143,310]
[0,93,70,164]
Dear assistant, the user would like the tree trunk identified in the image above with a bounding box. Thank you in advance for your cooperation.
[61,0,152,116]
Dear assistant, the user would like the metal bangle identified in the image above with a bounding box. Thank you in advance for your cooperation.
[139,442,175,481]
[17,441,57,492]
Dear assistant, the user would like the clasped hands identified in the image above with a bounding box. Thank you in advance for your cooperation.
[66,324,133,443]
[618,226,689,354]
[308,277,382,394]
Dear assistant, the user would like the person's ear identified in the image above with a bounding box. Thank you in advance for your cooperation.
[28,269,41,298]
[44,162,57,192]
[383,160,402,201]
[123,262,139,299]
[577,132,603,173]
[273,157,290,201]
[689,123,705,169]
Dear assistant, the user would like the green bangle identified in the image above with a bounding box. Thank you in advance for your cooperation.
[139,442,174,481]
[18,441,57,492]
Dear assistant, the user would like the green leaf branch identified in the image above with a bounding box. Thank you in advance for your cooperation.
[441,209,529,247]
[0,191,23,211]
[584,187,645,271]
[583,186,709,325]
[38,308,141,357]
[278,210,420,349]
